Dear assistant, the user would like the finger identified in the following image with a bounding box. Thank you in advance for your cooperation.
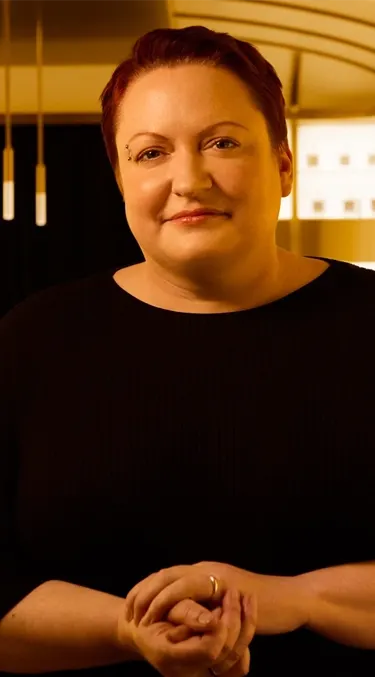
[167,605,222,643]
[166,599,219,630]
[125,566,191,623]
[166,625,194,643]
[141,573,221,627]
[213,590,242,668]
[224,647,250,677]
[210,594,257,676]
[243,594,257,642]
[227,595,257,671]
[123,572,158,622]
[158,607,228,666]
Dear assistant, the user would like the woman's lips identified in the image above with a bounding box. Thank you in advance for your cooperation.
[169,212,229,224]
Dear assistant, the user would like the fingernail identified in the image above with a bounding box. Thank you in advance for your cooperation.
[198,611,213,624]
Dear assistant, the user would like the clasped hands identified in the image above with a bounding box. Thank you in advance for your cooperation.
[122,560,314,674]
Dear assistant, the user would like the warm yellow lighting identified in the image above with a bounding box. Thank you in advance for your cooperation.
[2,0,14,221]
[35,3,47,226]
[36,163,46,227]
[2,146,14,221]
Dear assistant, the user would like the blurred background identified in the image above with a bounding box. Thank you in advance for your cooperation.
[1,0,375,317]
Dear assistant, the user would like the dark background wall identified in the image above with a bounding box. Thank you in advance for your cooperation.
[0,124,143,318]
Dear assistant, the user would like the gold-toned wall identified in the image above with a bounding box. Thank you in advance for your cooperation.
[0,64,121,114]
[0,0,170,114]
[277,220,375,262]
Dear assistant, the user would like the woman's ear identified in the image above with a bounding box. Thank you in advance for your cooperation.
[278,141,293,198]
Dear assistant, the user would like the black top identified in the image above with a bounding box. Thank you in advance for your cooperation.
[1,256,375,676]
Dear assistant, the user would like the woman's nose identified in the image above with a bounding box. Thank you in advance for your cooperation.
[170,155,213,195]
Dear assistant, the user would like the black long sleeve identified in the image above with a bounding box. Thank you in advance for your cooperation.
[1,256,375,676]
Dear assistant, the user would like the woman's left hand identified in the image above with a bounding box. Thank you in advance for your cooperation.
[123,560,315,635]
[124,564,224,630]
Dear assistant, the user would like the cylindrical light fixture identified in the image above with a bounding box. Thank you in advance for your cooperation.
[2,0,14,221]
[35,0,46,226]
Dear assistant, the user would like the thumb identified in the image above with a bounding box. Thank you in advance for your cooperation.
[167,599,220,631]
[167,607,222,644]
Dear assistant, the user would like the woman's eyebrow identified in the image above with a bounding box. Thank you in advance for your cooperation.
[127,121,249,145]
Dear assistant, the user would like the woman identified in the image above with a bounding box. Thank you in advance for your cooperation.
[1,24,375,677]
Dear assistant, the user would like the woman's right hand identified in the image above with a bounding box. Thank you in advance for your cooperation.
[117,588,257,677]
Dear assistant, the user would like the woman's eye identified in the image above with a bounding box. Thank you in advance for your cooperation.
[136,149,162,163]
[212,138,237,150]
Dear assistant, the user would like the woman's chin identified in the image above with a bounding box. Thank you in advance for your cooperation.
[165,247,233,269]
[163,231,238,263]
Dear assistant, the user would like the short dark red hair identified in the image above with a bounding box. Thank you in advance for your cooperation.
[99,25,288,180]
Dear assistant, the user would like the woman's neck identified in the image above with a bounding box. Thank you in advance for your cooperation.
[113,249,329,314]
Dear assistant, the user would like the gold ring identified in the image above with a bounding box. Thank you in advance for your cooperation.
[209,574,219,599]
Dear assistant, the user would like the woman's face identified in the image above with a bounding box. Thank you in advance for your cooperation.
[115,64,293,274]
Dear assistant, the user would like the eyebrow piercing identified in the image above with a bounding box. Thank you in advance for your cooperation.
[125,144,133,162]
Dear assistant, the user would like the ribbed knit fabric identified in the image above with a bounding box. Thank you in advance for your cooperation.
[1,256,375,676]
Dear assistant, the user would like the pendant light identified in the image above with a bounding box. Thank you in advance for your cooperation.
[35,0,46,226]
[2,0,14,221]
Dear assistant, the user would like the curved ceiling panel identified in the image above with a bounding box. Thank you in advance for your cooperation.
[169,0,375,115]
[260,0,375,25]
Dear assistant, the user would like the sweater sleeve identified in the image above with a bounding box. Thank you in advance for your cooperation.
[0,300,50,621]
